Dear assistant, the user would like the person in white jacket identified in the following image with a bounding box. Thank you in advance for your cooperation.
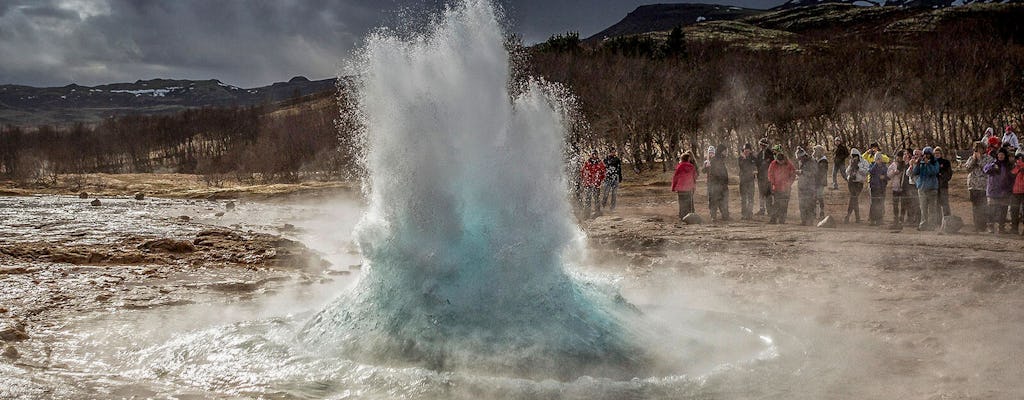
[1003,126,1019,150]
[844,148,870,223]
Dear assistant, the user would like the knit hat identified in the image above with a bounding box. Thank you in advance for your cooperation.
[923,146,934,155]
[850,148,861,156]
[742,143,752,151]
[988,136,1002,147]
[706,145,716,156]
[795,147,807,158]
[759,138,769,147]
[772,144,783,153]
[1006,125,1014,133]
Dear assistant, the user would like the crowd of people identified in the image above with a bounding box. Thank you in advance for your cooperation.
[657,126,1024,233]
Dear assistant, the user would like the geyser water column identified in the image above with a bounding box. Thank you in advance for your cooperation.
[302,0,647,379]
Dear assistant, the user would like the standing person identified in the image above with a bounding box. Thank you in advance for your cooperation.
[756,138,775,216]
[867,152,890,226]
[738,143,758,220]
[1003,126,1019,150]
[964,141,994,233]
[813,145,829,218]
[903,149,922,227]
[844,148,869,224]
[705,144,731,222]
[1011,150,1024,234]
[672,152,698,220]
[768,148,797,224]
[580,150,606,219]
[601,149,622,211]
[934,147,953,217]
[796,148,818,226]
[862,142,884,163]
[912,147,941,231]
[984,148,1014,234]
[832,137,849,190]
[888,150,908,228]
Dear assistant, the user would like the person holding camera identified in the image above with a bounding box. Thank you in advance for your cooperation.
[768,147,797,224]
[984,147,1014,234]
[965,141,995,232]
[912,147,941,231]
[844,148,869,224]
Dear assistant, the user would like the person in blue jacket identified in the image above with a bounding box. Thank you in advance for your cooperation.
[912,147,941,231]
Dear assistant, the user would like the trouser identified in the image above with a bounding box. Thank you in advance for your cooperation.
[816,186,826,216]
[869,186,886,223]
[988,196,1009,230]
[904,188,920,225]
[846,181,863,220]
[1011,193,1024,233]
[937,186,951,217]
[892,190,904,224]
[918,188,939,230]
[798,188,816,225]
[583,186,601,217]
[740,180,755,218]
[602,180,619,210]
[677,191,694,219]
[758,178,772,213]
[970,189,987,231]
[709,181,730,220]
[832,160,846,187]
[772,191,791,223]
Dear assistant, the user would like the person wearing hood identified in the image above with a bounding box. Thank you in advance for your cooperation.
[844,148,869,223]
[756,138,775,216]
[768,147,797,224]
[867,151,890,226]
[580,150,607,219]
[964,141,995,232]
[796,147,819,226]
[934,147,953,217]
[602,149,622,211]
[1003,125,1019,150]
[888,150,908,228]
[704,144,730,222]
[984,147,1015,233]
[832,137,849,190]
[738,143,758,220]
[902,149,922,227]
[983,127,995,142]
[672,152,698,220]
[913,147,941,231]
[1010,149,1024,234]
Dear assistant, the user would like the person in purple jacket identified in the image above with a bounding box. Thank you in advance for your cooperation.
[984,148,1016,234]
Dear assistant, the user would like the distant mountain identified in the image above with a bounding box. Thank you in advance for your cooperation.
[773,0,1020,10]
[0,76,337,126]
[584,4,763,42]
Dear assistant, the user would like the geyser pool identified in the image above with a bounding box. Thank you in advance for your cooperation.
[300,0,648,379]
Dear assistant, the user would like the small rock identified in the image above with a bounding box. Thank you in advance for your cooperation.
[138,238,196,253]
[0,267,29,275]
[2,345,18,360]
[95,293,113,301]
[214,212,225,217]
[225,201,236,211]
[0,324,28,342]
[681,213,703,225]
[940,216,964,234]
[90,198,101,206]
[178,215,190,222]
[134,192,145,200]
[78,191,89,199]
[348,264,363,270]
[280,223,296,231]
[817,216,836,228]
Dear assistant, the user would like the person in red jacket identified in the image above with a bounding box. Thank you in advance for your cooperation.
[767,148,797,224]
[672,152,698,220]
[1010,149,1024,234]
[580,150,607,219]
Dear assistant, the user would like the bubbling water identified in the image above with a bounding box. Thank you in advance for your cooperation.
[300,0,650,379]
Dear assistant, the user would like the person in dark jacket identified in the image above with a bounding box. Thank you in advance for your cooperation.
[867,152,890,226]
[756,138,775,216]
[672,152,698,220]
[796,147,819,225]
[912,147,941,231]
[813,145,829,218]
[705,144,731,222]
[832,137,849,190]
[934,147,953,217]
[964,141,994,232]
[902,149,921,226]
[580,150,606,219]
[984,148,1014,233]
[601,149,622,211]
[738,143,758,220]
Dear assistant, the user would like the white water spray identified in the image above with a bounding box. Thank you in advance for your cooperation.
[302,0,647,378]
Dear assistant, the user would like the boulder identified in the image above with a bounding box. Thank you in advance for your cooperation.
[214,211,225,217]
[90,198,101,206]
[134,192,145,200]
[138,238,196,253]
[178,215,190,222]
[225,201,236,211]
[2,345,18,360]
[78,191,89,199]
[940,215,964,234]
[817,216,836,228]
[0,323,28,342]
[681,213,703,225]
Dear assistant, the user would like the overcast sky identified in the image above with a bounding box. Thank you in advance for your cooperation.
[0,0,785,88]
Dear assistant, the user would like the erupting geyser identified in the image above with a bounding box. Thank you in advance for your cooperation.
[301,0,648,378]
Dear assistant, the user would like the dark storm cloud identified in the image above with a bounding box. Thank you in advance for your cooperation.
[0,0,784,87]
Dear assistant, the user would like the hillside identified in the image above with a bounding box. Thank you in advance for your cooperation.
[0,76,337,126]
[584,4,763,42]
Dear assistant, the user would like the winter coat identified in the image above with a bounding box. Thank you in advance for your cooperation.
[912,159,940,190]
[834,144,849,164]
[581,158,606,188]
[1013,159,1024,195]
[861,151,890,165]
[846,158,869,183]
[603,155,622,183]
[983,159,1013,198]
[768,159,797,193]
[888,161,906,192]
[868,162,889,191]
[671,161,697,192]
[1003,132,1019,149]
[798,157,818,193]
[738,154,758,185]
[706,154,729,185]
[757,149,775,182]
[936,158,952,189]
[964,153,994,191]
